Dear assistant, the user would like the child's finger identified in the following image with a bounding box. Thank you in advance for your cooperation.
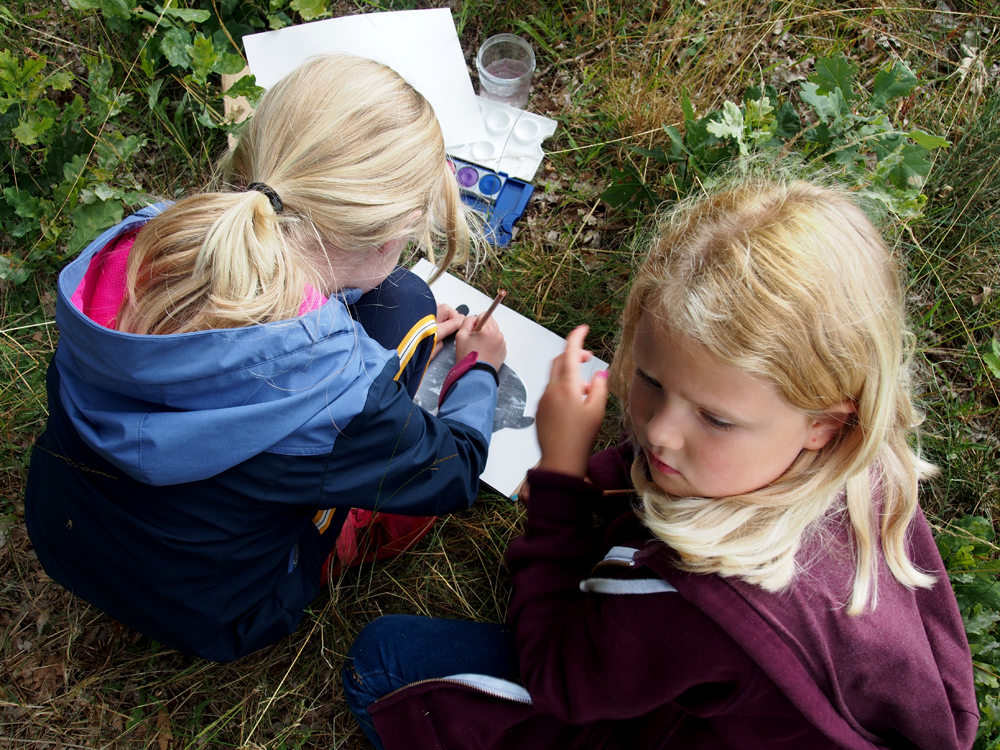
[557,326,589,380]
[565,325,589,356]
[436,315,464,340]
[585,370,610,414]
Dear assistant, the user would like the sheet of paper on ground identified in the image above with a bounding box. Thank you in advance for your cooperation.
[410,259,608,498]
[243,9,487,148]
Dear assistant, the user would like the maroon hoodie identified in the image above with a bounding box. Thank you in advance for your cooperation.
[369,445,978,749]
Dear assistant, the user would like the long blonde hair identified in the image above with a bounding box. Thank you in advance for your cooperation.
[118,55,471,335]
[608,179,936,614]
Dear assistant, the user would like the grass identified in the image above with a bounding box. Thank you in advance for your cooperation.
[1,0,999,747]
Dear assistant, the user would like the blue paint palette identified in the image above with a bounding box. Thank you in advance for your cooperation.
[447,157,534,247]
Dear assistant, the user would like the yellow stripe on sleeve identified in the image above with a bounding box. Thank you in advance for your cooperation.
[395,314,437,381]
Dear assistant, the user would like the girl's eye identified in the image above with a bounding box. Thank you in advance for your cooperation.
[701,412,736,431]
[635,368,661,388]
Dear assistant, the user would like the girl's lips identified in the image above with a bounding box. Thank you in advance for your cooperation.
[646,449,681,476]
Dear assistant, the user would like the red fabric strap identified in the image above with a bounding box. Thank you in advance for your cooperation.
[439,351,479,408]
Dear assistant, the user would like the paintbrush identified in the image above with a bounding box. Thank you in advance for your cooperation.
[473,289,506,332]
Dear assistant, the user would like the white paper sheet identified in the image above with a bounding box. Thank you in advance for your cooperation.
[243,9,487,148]
[410,259,607,498]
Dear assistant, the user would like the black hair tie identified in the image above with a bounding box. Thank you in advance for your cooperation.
[247,182,284,213]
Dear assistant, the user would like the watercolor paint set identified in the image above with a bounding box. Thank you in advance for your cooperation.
[448,157,533,247]
[445,100,556,247]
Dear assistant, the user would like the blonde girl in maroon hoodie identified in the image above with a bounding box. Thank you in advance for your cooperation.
[342,179,977,750]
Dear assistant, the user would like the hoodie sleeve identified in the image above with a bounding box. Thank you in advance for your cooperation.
[316,358,496,516]
[505,468,759,726]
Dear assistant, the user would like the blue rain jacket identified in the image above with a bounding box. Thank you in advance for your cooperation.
[25,205,496,662]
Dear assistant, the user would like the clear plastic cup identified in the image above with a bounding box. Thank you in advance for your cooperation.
[476,34,535,110]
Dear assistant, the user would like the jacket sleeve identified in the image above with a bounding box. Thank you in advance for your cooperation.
[318,360,497,516]
[506,468,757,725]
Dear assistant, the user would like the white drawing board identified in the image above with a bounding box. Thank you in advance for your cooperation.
[243,9,487,149]
[410,259,607,498]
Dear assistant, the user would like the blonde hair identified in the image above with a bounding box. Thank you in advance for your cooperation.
[118,55,471,335]
[608,179,936,614]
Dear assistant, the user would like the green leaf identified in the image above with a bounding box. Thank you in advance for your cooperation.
[94,132,145,172]
[870,62,917,110]
[67,198,124,256]
[66,0,101,9]
[958,515,997,546]
[744,95,774,127]
[188,34,218,84]
[62,153,89,184]
[0,253,30,284]
[135,7,171,25]
[4,56,46,90]
[3,187,42,219]
[99,0,131,20]
[64,93,86,122]
[84,48,112,98]
[774,100,801,139]
[160,27,192,69]
[681,88,695,123]
[213,52,246,76]
[267,11,292,29]
[600,165,660,210]
[974,660,1000,688]
[705,101,746,153]
[0,48,17,84]
[224,73,265,108]
[684,113,737,170]
[162,6,211,22]
[810,54,856,101]
[906,129,950,150]
[195,105,216,128]
[139,44,158,79]
[870,186,926,220]
[13,114,54,146]
[984,339,1000,380]
[147,78,164,111]
[289,0,327,21]
[883,144,932,190]
[48,70,73,91]
[965,604,1000,636]
[799,82,839,123]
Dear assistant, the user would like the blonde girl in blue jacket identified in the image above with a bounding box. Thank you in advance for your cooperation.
[25,55,505,663]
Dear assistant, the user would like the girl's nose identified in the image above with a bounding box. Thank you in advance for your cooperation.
[646,403,684,451]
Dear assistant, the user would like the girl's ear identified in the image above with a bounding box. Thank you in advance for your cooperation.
[378,236,406,256]
[803,401,856,451]
[378,209,424,255]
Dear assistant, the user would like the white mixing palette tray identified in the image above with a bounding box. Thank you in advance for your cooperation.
[446,97,558,182]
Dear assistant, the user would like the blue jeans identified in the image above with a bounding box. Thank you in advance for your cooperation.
[342,615,520,750]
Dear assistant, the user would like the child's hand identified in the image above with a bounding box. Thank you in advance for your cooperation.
[455,314,507,371]
[431,303,465,361]
[536,325,609,479]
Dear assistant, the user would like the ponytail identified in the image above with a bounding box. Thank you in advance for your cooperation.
[118,191,307,335]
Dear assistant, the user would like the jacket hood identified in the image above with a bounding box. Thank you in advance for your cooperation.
[54,205,393,486]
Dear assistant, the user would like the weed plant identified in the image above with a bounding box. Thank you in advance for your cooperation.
[1,1,998,747]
